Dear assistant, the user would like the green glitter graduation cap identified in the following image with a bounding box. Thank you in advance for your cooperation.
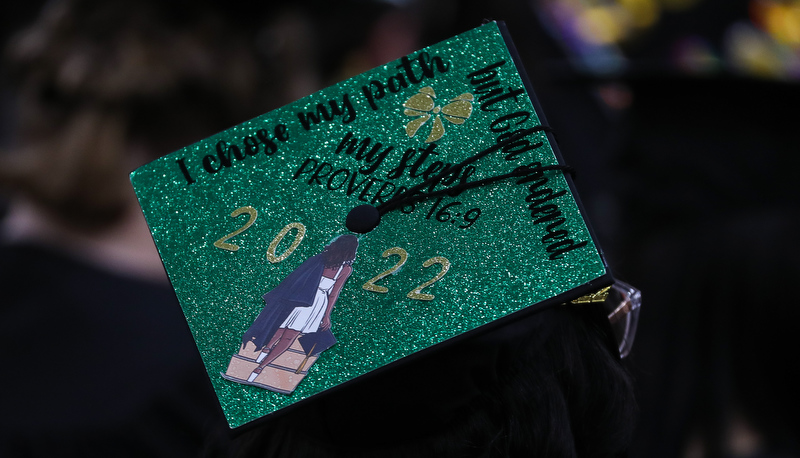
[130,21,611,429]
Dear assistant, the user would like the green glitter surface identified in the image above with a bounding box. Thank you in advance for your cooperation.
[130,22,607,428]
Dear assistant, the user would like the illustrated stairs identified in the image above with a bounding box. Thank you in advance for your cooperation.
[222,340,318,394]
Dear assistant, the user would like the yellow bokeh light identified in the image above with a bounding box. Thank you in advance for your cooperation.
[660,0,701,12]
[618,0,661,28]
[764,3,800,46]
[727,23,785,78]
[577,6,630,44]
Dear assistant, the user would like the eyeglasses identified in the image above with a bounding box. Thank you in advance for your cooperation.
[571,280,642,358]
[605,281,641,358]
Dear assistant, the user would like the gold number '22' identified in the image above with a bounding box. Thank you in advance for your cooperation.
[362,247,450,301]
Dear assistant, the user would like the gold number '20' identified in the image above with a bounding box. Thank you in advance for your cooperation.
[213,207,305,263]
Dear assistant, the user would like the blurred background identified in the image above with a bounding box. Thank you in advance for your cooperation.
[1,0,798,457]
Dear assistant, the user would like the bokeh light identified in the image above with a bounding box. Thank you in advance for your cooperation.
[536,0,800,79]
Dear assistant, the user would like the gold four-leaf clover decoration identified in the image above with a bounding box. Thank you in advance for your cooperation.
[403,87,474,143]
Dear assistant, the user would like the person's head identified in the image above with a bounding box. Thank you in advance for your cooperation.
[215,300,636,457]
[321,234,358,267]
[1,0,271,229]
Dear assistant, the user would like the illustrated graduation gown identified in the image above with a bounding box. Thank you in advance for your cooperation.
[241,254,335,354]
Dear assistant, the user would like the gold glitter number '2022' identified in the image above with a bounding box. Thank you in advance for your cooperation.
[212,206,450,301]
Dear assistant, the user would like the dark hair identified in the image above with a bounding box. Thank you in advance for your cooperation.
[321,234,358,268]
[210,302,636,457]
[1,0,271,228]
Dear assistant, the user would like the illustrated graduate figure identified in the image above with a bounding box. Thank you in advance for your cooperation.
[241,234,359,384]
